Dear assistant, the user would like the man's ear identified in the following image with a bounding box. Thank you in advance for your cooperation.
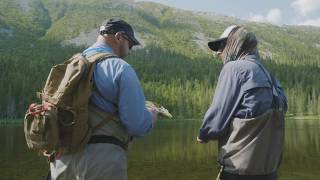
[114,32,122,41]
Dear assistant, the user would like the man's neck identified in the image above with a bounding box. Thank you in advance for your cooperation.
[93,37,110,48]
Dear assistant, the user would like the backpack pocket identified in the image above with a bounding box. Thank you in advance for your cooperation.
[24,103,59,156]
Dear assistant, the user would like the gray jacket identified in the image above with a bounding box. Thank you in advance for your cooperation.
[199,54,287,175]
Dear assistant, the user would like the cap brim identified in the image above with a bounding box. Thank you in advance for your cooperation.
[128,36,140,46]
[208,37,227,51]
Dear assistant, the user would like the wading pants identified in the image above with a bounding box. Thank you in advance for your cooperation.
[220,171,277,180]
[50,143,127,180]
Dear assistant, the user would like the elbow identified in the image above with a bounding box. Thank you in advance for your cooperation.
[127,125,150,137]
[199,127,226,141]
[120,109,154,137]
[126,117,152,137]
[208,129,226,139]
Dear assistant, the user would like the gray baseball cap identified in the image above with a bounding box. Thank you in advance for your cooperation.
[208,25,239,51]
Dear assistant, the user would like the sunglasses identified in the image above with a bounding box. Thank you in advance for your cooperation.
[213,40,227,56]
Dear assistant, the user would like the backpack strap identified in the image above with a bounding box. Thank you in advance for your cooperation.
[245,59,280,109]
[84,52,119,131]
[84,52,118,63]
[89,103,118,131]
[84,51,119,108]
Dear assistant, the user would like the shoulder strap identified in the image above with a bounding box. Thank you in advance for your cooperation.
[83,52,120,132]
[82,51,118,104]
[84,52,118,63]
[84,52,119,113]
[90,103,118,132]
[245,59,279,109]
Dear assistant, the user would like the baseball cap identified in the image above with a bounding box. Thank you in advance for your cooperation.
[100,17,140,46]
[208,25,239,51]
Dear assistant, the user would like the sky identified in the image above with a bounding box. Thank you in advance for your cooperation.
[135,0,320,27]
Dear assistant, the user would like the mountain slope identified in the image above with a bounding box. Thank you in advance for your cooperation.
[1,0,319,63]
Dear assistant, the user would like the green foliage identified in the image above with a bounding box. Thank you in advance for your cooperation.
[0,39,80,117]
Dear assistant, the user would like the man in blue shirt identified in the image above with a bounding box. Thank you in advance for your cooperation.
[197,25,287,180]
[50,18,158,180]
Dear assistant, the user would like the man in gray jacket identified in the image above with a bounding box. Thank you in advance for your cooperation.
[197,25,287,180]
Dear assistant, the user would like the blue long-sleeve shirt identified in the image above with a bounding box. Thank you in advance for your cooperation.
[83,42,153,137]
[199,55,287,141]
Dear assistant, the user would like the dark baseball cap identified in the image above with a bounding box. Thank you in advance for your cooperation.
[100,17,140,46]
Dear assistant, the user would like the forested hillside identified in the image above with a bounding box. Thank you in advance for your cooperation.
[0,0,319,118]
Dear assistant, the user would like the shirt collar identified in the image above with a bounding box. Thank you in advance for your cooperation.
[83,41,113,56]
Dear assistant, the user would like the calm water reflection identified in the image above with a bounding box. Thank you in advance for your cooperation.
[0,118,319,180]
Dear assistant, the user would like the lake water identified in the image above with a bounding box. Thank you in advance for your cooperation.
[0,118,319,180]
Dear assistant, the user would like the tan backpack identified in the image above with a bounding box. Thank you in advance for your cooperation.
[24,52,117,159]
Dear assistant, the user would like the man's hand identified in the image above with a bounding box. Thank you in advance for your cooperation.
[146,101,173,118]
[196,136,208,144]
[147,107,158,125]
